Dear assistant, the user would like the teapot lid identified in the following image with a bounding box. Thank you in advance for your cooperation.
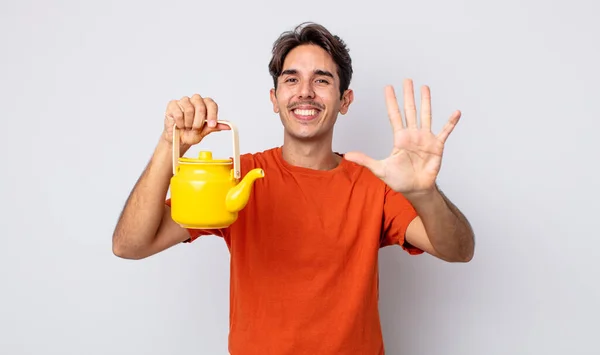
[179,151,231,164]
[173,120,241,179]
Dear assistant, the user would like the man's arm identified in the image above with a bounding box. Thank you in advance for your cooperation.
[404,185,475,263]
[343,80,475,262]
[112,137,190,260]
[112,94,225,260]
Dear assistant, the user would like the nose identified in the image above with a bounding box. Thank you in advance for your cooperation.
[297,80,315,99]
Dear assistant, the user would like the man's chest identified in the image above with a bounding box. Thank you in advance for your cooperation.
[231,176,385,273]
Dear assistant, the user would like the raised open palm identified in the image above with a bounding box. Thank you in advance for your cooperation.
[345,79,461,195]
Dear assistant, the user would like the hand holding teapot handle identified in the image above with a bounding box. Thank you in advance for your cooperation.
[163,94,231,149]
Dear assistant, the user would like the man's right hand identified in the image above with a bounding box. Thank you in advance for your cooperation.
[163,94,230,147]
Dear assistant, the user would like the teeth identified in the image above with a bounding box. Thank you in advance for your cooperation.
[294,109,317,116]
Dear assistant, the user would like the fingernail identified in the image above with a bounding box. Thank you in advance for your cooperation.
[209,120,216,127]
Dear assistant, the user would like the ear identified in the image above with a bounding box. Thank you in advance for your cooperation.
[339,89,354,115]
[269,88,279,113]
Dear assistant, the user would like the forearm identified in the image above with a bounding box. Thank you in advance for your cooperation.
[405,185,475,262]
[112,137,188,256]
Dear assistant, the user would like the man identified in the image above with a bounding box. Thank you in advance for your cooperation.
[112,22,475,354]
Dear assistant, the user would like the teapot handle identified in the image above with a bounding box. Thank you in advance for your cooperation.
[172,120,241,179]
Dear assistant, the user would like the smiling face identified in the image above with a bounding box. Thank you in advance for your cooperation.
[270,44,354,142]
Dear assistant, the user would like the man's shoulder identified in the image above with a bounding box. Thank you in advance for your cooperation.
[241,146,279,159]
[240,146,281,170]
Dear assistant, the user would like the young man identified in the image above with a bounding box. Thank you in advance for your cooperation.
[112,22,475,355]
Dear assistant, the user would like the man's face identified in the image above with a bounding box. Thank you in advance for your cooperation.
[270,44,353,142]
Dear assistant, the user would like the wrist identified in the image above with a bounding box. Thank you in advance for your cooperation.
[403,184,441,206]
[158,135,191,157]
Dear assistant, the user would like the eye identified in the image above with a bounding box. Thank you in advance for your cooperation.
[316,79,330,84]
[285,77,298,83]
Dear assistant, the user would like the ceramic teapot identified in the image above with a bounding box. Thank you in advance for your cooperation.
[169,120,264,229]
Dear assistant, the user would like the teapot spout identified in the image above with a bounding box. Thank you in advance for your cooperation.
[225,168,265,213]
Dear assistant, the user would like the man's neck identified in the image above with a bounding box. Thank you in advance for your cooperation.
[281,136,341,171]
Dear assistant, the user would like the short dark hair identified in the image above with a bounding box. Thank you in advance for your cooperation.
[268,22,353,98]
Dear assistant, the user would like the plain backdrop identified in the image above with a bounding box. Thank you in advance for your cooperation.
[1,0,599,354]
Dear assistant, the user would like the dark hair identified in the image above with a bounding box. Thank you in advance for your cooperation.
[268,22,353,98]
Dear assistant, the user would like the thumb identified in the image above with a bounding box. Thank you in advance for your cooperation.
[344,151,384,177]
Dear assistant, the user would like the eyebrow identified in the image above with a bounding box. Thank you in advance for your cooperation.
[281,69,334,78]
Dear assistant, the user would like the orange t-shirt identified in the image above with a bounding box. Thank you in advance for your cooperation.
[167,147,422,354]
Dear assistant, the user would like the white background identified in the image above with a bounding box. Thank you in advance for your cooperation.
[1,0,599,354]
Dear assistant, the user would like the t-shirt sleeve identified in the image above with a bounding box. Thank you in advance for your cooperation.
[380,185,423,255]
[164,198,229,243]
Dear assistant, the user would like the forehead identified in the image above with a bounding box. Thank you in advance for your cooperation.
[282,44,337,76]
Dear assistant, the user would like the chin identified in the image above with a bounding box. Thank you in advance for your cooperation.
[289,131,319,140]
[284,124,330,142]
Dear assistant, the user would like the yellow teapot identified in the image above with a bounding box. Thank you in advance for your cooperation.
[169,120,264,229]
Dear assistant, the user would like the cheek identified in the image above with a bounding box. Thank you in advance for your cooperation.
[315,88,337,103]
[321,96,337,109]
[276,92,292,107]
[272,97,286,113]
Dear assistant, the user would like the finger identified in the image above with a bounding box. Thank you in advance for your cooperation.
[216,123,230,130]
[436,110,461,144]
[180,128,203,146]
[198,122,232,140]
[384,85,404,133]
[203,97,218,128]
[190,94,206,130]
[179,96,195,129]
[420,85,432,131]
[166,100,185,129]
[344,151,385,178]
[403,79,417,129]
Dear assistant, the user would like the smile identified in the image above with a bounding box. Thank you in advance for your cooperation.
[291,108,321,121]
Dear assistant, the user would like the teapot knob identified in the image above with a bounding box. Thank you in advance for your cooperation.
[198,151,213,160]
